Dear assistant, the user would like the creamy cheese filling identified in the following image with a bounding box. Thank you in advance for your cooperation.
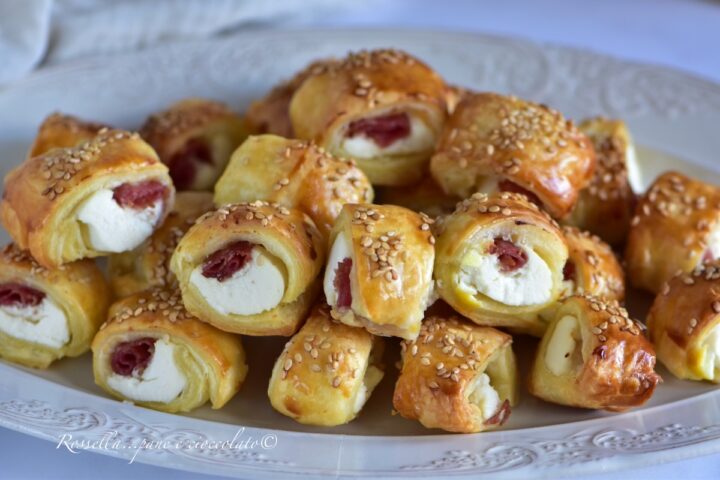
[341,115,434,158]
[625,142,642,193]
[190,247,286,315]
[77,188,163,253]
[324,234,353,308]
[544,315,582,376]
[698,325,720,380]
[467,373,501,420]
[107,338,186,403]
[0,298,69,348]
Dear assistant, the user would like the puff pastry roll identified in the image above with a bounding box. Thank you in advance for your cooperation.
[375,175,459,219]
[434,192,568,336]
[289,49,447,186]
[647,263,720,382]
[323,204,435,340]
[0,243,109,368]
[214,135,373,237]
[529,295,660,411]
[108,191,214,298]
[267,304,385,426]
[565,117,637,246]
[625,171,720,293]
[1,129,175,268]
[393,315,518,433]
[171,201,325,336]
[92,288,247,413]
[430,93,596,219]
[28,112,106,158]
[140,98,248,190]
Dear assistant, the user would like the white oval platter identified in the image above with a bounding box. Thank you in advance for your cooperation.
[1,29,720,479]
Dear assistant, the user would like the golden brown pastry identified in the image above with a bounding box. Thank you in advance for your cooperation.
[92,288,247,413]
[323,203,435,340]
[564,117,637,246]
[214,135,373,237]
[529,295,660,411]
[393,315,518,433]
[267,303,384,426]
[444,84,472,115]
[434,192,568,336]
[430,92,596,219]
[625,171,720,293]
[289,49,447,186]
[108,191,214,298]
[375,175,459,219]
[28,112,107,158]
[1,129,175,268]
[0,243,110,368]
[647,262,720,382]
[170,201,325,336]
[140,98,248,190]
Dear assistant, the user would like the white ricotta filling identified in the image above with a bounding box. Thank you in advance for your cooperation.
[544,315,580,376]
[77,188,163,253]
[0,297,69,348]
[341,115,434,158]
[467,373,501,420]
[698,325,720,380]
[190,247,286,316]
[457,245,553,306]
[107,338,186,403]
[323,234,353,308]
[625,142,642,193]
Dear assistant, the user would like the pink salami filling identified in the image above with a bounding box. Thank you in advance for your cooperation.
[110,337,155,376]
[112,180,167,209]
[563,260,577,282]
[498,179,542,207]
[0,283,45,308]
[201,241,254,282]
[488,238,528,272]
[333,258,353,308]
[346,112,411,148]
[168,138,213,190]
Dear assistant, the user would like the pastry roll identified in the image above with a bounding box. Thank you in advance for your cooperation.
[375,175,459,219]
[0,243,109,368]
[565,117,637,246]
[1,129,175,268]
[140,98,248,190]
[289,49,447,186]
[267,304,385,426]
[393,315,518,433]
[214,135,373,237]
[323,203,435,340]
[625,171,720,293]
[434,192,568,336]
[170,201,325,336]
[647,263,720,382]
[430,92,596,219]
[92,288,247,413]
[108,191,214,298]
[529,295,661,411]
[28,112,106,158]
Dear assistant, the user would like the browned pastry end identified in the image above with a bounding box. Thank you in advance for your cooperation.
[28,112,107,158]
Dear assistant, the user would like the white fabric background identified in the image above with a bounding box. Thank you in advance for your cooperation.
[1,0,720,478]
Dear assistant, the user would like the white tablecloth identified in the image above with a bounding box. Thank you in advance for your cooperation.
[1,0,720,478]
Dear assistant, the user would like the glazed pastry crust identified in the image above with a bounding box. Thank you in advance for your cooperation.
[0,243,110,368]
[529,295,661,411]
[214,135,373,238]
[170,201,325,336]
[28,113,106,158]
[625,171,720,293]
[375,175,459,219]
[328,204,435,340]
[647,263,720,382]
[268,304,385,426]
[108,191,214,298]
[430,92,596,219]
[1,129,175,267]
[393,315,518,433]
[92,288,247,413]
[289,49,448,186]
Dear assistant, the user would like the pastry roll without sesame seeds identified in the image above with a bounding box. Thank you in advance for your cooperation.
[214,135,373,238]
[267,304,385,426]
[140,98,248,191]
[28,112,107,158]
[430,92,596,220]
[92,288,247,413]
[0,243,110,368]
[289,49,447,186]
[108,191,215,298]
[323,204,435,340]
[1,129,175,268]
[625,171,720,294]
[647,263,720,383]
[434,192,568,337]
[393,315,518,433]
[529,295,660,411]
[170,202,325,336]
